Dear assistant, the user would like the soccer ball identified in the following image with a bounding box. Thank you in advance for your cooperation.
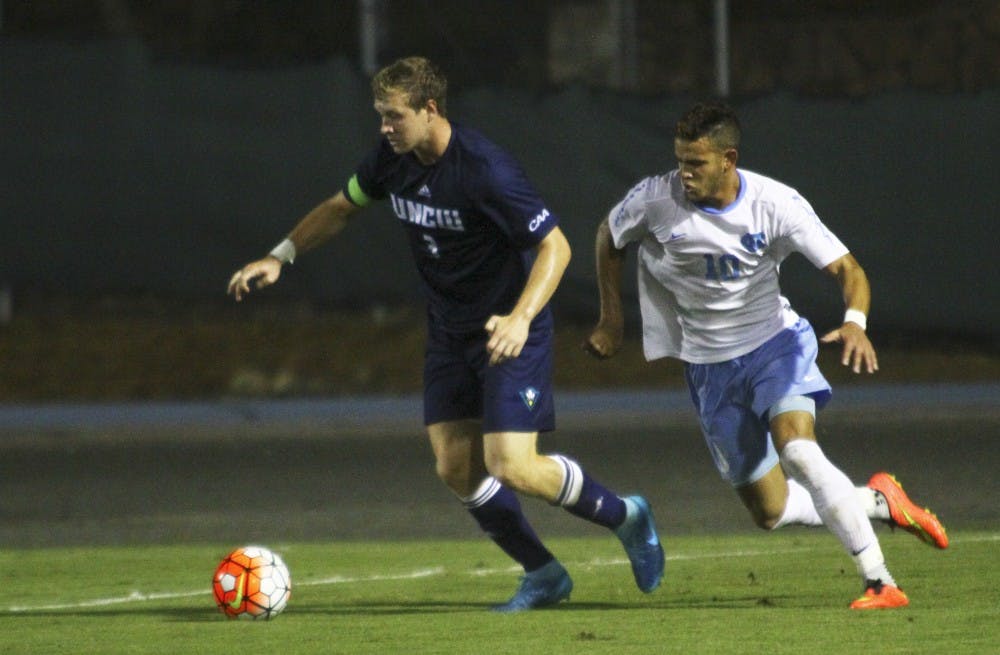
[212,545,291,620]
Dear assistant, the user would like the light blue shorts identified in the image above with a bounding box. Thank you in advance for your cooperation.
[684,319,833,487]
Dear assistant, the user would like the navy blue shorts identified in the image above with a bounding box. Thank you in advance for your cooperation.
[423,320,555,434]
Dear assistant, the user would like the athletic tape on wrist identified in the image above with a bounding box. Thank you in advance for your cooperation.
[843,308,867,331]
[269,238,296,264]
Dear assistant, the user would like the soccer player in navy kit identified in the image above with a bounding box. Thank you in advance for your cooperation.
[228,57,664,612]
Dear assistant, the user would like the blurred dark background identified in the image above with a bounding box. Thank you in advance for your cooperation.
[2,1,998,401]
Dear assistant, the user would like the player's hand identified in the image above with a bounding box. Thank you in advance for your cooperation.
[584,321,623,359]
[484,313,530,365]
[820,322,879,374]
[227,257,283,302]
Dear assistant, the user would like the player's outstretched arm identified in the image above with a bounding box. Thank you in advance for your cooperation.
[227,256,283,302]
[585,216,627,359]
[227,192,360,302]
[819,253,879,374]
[485,226,571,365]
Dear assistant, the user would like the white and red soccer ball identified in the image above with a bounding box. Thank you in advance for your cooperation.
[212,545,291,620]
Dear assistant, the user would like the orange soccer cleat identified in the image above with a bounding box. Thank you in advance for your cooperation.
[867,472,949,549]
[850,580,909,610]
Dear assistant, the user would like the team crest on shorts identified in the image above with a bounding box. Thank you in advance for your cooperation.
[519,386,540,410]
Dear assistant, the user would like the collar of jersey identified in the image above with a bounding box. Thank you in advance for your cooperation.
[694,171,746,215]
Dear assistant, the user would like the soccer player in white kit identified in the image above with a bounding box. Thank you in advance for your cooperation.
[586,101,948,609]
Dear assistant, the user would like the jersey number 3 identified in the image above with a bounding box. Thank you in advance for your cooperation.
[422,234,440,259]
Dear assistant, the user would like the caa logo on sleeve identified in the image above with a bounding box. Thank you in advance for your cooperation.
[528,208,550,232]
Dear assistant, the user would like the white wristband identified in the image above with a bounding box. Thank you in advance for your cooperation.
[843,309,867,331]
[269,238,296,264]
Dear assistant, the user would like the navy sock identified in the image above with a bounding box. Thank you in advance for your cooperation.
[550,454,628,529]
[565,475,628,529]
[467,484,554,572]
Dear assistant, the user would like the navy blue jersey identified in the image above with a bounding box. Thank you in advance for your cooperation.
[345,123,558,333]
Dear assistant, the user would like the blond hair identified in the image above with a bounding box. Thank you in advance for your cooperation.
[371,56,448,116]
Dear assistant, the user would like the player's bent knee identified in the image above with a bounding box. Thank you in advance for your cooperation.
[738,465,790,531]
[746,503,784,530]
[433,453,481,495]
[779,438,824,484]
[433,458,461,484]
[757,513,783,531]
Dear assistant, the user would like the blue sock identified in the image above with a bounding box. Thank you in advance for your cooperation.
[550,455,628,529]
[465,479,554,572]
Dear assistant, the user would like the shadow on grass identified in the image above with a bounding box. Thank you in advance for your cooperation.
[0,594,800,621]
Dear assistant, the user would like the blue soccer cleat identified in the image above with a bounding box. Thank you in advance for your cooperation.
[492,559,573,613]
[614,495,665,593]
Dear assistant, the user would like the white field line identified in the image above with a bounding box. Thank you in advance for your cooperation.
[2,567,445,613]
[5,534,997,614]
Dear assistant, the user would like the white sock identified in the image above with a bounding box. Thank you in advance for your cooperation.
[857,486,892,521]
[460,476,502,507]
[548,455,584,506]
[773,478,823,528]
[780,439,896,585]
[778,480,890,528]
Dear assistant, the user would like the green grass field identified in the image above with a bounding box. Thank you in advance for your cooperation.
[1,531,996,654]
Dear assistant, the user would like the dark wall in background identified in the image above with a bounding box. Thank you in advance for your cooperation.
[2,39,998,338]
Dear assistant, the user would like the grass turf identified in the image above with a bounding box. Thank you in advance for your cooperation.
[0,532,996,654]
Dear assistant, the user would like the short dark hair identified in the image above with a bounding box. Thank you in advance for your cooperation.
[371,56,448,117]
[675,101,741,150]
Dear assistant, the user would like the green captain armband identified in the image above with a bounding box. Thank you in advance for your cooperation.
[345,175,373,207]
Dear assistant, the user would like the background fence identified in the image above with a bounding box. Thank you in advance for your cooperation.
[3,1,999,342]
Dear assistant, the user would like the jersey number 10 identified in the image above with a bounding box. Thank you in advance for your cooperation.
[703,253,741,281]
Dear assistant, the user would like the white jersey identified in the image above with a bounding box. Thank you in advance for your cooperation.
[609,169,849,364]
